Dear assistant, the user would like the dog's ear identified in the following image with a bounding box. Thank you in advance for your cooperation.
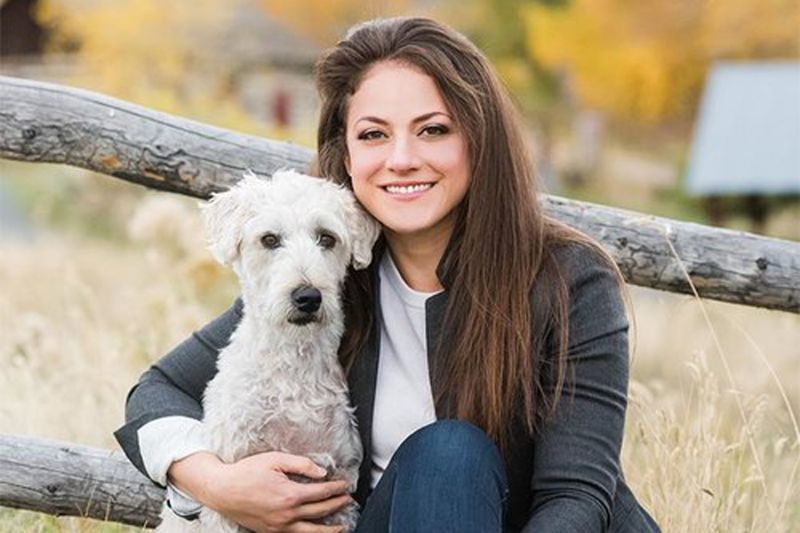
[201,173,259,265]
[342,193,381,270]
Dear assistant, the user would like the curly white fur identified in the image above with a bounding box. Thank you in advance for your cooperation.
[156,170,380,533]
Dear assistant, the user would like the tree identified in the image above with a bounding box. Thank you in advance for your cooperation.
[35,0,262,130]
[440,0,565,115]
[524,0,800,122]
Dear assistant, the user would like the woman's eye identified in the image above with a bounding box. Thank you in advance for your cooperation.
[421,124,449,136]
[357,130,386,141]
[260,233,281,249]
[318,233,337,249]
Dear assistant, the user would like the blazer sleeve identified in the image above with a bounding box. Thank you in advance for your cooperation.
[113,298,244,480]
[523,245,629,532]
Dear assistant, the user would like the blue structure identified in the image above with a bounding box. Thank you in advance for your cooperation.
[685,62,800,196]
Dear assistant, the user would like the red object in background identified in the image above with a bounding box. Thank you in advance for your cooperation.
[271,88,291,128]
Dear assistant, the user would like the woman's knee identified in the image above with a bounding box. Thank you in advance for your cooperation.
[394,419,505,479]
[363,421,508,533]
[400,419,489,450]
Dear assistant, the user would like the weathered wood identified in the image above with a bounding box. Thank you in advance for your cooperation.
[544,197,799,313]
[1,75,799,313]
[0,433,162,528]
[0,75,313,197]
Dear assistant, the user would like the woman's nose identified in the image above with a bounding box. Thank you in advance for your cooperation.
[386,137,420,172]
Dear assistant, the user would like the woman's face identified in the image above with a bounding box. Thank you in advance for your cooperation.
[344,61,470,243]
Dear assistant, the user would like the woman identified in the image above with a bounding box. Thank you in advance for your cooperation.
[115,17,660,533]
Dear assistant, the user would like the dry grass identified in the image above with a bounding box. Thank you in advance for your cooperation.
[623,286,800,532]
[0,192,798,532]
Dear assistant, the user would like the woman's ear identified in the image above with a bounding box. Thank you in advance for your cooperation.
[344,153,352,177]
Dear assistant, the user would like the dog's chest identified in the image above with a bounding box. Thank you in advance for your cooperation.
[202,355,355,462]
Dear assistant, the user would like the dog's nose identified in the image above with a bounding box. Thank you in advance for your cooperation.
[291,286,322,313]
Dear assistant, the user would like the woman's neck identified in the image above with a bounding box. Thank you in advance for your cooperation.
[383,222,453,293]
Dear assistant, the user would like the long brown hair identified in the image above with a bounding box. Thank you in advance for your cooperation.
[313,17,610,453]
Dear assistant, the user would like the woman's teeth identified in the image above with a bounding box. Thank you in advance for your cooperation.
[385,183,433,194]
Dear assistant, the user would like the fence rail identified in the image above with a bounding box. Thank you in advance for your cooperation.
[0,434,162,527]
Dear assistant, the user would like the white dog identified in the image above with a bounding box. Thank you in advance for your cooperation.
[156,170,380,533]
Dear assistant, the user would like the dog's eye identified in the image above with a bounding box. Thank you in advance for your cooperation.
[317,233,337,250]
[260,233,281,249]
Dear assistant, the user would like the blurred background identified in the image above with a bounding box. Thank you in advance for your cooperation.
[0,1,798,531]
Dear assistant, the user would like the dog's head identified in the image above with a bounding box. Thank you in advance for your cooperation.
[202,170,380,327]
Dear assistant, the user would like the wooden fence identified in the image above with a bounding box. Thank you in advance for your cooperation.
[1,75,798,527]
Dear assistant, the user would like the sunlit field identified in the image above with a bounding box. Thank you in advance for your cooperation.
[0,170,798,532]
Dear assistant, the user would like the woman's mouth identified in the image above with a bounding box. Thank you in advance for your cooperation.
[383,183,434,195]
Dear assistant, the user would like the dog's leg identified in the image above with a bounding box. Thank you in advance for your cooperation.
[341,459,360,494]
[337,504,360,533]
[302,452,360,533]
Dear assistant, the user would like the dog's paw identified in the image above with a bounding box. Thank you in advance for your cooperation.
[335,503,360,533]
[287,452,337,484]
[317,501,359,533]
[306,452,337,478]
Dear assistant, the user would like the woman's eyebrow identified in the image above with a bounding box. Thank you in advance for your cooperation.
[412,111,451,123]
[354,116,389,126]
[353,111,452,127]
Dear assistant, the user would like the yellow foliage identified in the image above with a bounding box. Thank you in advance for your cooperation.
[495,57,535,96]
[37,0,228,94]
[701,0,800,59]
[524,0,800,122]
[34,0,422,133]
[34,0,272,133]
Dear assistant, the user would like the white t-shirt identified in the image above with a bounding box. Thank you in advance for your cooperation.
[370,251,439,486]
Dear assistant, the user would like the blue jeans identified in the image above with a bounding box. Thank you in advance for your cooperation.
[355,420,508,533]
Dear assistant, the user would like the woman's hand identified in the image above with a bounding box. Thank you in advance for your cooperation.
[169,451,353,533]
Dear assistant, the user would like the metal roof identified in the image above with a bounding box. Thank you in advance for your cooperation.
[685,62,800,195]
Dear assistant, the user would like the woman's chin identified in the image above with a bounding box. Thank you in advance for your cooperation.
[380,214,457,243]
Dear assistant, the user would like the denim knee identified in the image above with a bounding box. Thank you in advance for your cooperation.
[355,420,509,533]
[394,419,507,488]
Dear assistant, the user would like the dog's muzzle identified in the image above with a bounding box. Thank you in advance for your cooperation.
[289,286,322,325]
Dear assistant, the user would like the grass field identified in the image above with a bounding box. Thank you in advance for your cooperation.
[0,175,798,532]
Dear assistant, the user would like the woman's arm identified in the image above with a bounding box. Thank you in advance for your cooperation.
[524,244,630,532]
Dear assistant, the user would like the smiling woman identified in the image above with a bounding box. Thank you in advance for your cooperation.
[114,16,661,533]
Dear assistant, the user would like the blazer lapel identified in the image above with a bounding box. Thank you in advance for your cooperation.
[348,268,382,505]
[424,291,451,417]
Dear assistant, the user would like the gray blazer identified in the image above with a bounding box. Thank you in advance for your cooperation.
[115,242,660,532]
